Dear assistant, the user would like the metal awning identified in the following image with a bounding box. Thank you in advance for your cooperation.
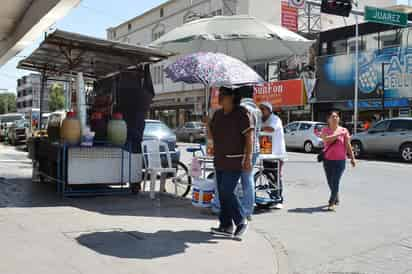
[17,29,170,79]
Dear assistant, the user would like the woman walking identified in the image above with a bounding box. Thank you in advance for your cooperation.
[321,111,356,211]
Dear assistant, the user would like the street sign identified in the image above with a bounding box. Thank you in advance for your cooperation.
[364,6,408,27]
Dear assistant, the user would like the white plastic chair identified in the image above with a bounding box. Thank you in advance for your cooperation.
[141,140,176,199]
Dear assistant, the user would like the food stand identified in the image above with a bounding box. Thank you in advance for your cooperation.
[18,29,169,196]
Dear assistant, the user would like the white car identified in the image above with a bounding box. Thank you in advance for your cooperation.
[284,121,327,153]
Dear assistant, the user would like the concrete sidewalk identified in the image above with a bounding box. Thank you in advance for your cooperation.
[0,178,288,274]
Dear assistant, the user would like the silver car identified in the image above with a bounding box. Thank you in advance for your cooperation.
[175,122,206,143]
[284,121,327,153]
[351,118,412,162]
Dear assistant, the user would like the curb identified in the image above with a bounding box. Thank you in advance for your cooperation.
[255,228,290,274]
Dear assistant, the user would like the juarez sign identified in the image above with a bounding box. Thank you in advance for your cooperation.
[364,6,408,27]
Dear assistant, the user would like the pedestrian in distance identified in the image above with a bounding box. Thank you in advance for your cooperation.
[320,111,356,211]
[208,87,254,239]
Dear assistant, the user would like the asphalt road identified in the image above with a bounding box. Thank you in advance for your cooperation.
[178,143,412,274]
[1,142,412,274]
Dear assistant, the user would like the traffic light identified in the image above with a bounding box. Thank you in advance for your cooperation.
[321,0,352,17]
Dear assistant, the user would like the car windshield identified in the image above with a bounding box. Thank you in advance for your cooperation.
[15,119,27,128]
[144,122,174,138]
[314,123,327,131]
[192,122,205,128]
[1,115,24,123]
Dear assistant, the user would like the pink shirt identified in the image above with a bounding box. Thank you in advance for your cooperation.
[322,127,350,160]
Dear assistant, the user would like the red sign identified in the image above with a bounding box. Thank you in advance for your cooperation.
[210,79,305,110]
[281,2,298,32]
[210,87,220,110]
[253,79,305,109]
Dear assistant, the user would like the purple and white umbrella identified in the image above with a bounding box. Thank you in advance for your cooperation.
[164,52,264,88]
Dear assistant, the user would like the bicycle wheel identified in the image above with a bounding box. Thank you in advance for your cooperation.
[254,170,279,207]
[163,161,192,197]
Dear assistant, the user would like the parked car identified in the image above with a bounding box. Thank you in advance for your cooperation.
[175,121,206,143]
[0,113,25,142]
[7,119,29,145]
[143,120,180,164]
[351,118,412,162]
[284,121,327,153]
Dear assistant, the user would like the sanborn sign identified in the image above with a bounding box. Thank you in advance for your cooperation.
[364,6,408,27]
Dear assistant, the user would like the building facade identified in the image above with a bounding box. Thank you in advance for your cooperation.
[107,0,397,128]
[314,7,412,127]
[16,73,67,115]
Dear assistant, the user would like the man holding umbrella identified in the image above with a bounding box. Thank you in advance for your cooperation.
[209,87,254,239]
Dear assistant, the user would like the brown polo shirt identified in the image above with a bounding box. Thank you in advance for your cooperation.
[210,107,253,171]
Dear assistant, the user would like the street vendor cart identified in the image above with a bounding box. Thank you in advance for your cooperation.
[18,29,169,196]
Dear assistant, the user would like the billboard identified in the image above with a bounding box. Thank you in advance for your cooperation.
[210,79,306,110]
[281,1,298,32]
[316,46,412,101]
[254,79,305,108]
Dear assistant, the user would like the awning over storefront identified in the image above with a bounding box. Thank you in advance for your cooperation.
[0,0,80,66]
[17,29,170,79]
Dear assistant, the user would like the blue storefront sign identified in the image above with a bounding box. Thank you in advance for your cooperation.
[347,98,410,109]
[317,46,412,101]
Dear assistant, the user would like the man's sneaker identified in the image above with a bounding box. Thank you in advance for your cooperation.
[274,203,283,209]
[234,222,249,239]
[211,226,233,237]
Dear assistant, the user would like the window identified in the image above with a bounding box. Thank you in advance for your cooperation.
[364,32,379,52]
[380,30,402,49]
[389,120,412,131]
[286,123,299,132]
[128,23,132,31]
[112,30,116,39]
[347,36,365,53]
[185,123,195,129]
[331,39,347,55]
[152,65,164,85]
[299,123,312,131]
[160,7,164,17]
[372,121,390,131]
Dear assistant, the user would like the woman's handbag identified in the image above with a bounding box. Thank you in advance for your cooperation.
[317,139,337,162]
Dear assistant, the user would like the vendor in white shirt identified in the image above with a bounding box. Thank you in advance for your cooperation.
[259,102,287,209]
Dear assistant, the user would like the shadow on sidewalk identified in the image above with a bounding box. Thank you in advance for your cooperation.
[288,205,329,214]
[0,178,215,221]
[75,229,219,259]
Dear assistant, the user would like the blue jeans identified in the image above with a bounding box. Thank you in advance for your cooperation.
[240,153,259,217]
[323,160,346,205]
[216,170,244,228]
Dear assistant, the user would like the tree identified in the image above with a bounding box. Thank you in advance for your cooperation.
[0,93,17,114]
[49,83,65,111]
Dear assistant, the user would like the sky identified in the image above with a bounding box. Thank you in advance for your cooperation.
[0,0,165,93]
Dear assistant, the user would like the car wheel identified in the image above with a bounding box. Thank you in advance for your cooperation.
[189,134,195,143]
[352,141,363,159]
[303,141,314,153]
[400,143,412,162]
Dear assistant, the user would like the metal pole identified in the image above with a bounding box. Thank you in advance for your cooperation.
[354,15,359,134]
[381,63,385,119]
[39,73,47,129]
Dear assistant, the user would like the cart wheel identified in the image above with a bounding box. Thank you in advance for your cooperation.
[254,170,279,209]
[164,161,192,197]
